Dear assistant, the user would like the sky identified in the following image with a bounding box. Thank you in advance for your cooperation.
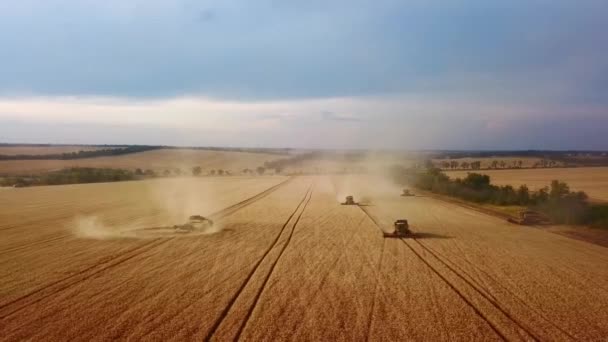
[0,0,607,149]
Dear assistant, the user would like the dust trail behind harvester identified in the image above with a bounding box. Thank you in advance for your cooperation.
[73,215,138,240]
[72,159,228,239]
[330,151,415,204]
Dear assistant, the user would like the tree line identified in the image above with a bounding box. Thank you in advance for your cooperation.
[133,166,269,177]
[435,159,561,170]
[0,146,162,161]
[1,165,272,187]
[389,165,608,228]
[1,168,135,187]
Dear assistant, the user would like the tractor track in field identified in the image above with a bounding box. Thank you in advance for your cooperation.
[0,237,171,320]
[0,178,296,320]
[138,177,294,234]
[3,177,292,254]
[1,178,292,255]
[204,183,314,341]
[0,234,70,256]
[207,177,294,221]
[416,237,578,341]
[423,210,580,340]
[358,206,512,341]
[408,238,548,341]
[349,207,390,342]
[234,184,314,340]
[397,237,512,341]
[360,204,572,340]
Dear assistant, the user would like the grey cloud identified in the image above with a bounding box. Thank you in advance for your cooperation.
[0,0,606,104]
[0,1,607,149]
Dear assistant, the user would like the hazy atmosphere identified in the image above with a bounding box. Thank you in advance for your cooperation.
[1,0,607,148]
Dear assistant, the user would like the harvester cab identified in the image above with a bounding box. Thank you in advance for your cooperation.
[341,196,358,205]
[383,219,412,238]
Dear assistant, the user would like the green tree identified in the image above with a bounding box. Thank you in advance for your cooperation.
[463,173,491,190]
[256,166,266,175]
[192,166,202,176]
[550,180,570,200]
[517,185,530,204]
[532,186,549,203]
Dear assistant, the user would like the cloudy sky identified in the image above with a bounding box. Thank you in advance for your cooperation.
[1,0,607,149]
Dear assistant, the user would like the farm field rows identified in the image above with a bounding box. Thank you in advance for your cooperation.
[447,167,608,202]
[1,175,608,340]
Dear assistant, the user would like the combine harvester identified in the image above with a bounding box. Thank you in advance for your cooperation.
[383,219,413,238]
[507,210,549,225]
[341,195,359,205]
[341,195,413,238]
[173,215,214,232]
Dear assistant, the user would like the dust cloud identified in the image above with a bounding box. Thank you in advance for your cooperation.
[72,216,137,240]
[72,169,228,239]
[330,151,413,204]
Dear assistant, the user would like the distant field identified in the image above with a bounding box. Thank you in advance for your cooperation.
[0,148,282,175]
[0,145,115,156]
[447,167,608,202]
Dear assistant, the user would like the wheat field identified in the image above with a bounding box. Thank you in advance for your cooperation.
[1,175,608,340]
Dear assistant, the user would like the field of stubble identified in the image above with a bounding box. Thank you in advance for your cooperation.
[1,175,608,341]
